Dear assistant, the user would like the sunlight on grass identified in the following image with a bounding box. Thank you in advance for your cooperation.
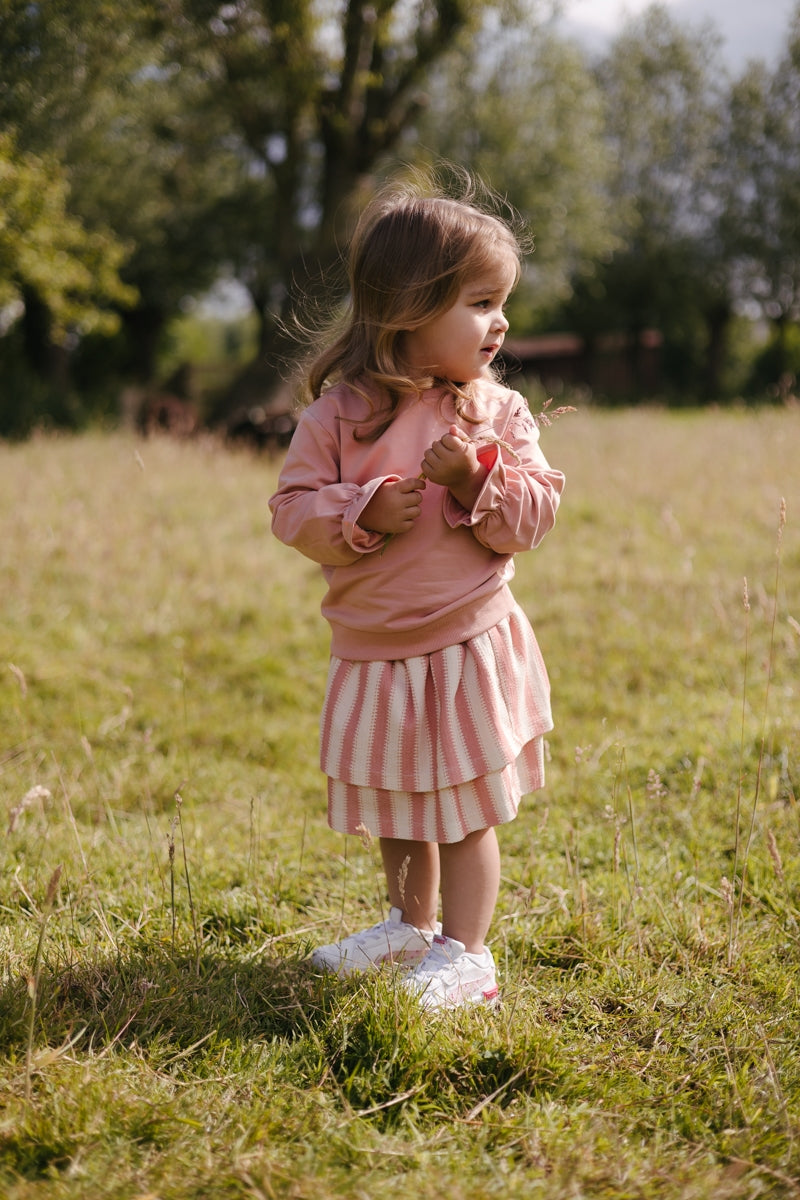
[1,411,798,1198]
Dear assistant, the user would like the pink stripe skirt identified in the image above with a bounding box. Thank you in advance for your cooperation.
[321,605,552,844]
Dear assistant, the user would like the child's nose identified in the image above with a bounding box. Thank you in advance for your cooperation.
[494,310,509,332]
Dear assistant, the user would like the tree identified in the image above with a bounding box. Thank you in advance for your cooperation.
[0,0,244,385]
[562,4,731,399]
[721,7,800,380]
[0,2,138,381]
[3,0,553,410]
[155,0,509,405]
[413,21,616,326]
[0,133,135,369]
[0,131,137,435]
[64,58,246,383]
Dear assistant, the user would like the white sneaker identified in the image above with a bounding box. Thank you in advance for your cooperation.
[402,934,499,1010]
[310,907,438,977]
[402,931,496,1008]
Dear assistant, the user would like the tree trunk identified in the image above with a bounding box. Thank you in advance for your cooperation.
[20,287,67,388]
[703,301,731,399]
[120,304,166,384]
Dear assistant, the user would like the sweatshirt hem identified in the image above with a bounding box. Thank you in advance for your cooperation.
[327,587,517,660]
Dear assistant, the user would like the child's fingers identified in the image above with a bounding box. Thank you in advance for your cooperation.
[399,475,426,493]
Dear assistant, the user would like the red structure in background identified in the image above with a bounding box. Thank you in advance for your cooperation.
[499,330,663,398]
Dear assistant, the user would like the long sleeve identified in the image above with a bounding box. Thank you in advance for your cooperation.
[442,401,565,553]
[269,409,395,565]
[267,381,565,661]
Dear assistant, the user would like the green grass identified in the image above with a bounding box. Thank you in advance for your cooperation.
[1,408,799,1198]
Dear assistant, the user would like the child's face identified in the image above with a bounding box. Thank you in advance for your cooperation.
[401,249,517,384]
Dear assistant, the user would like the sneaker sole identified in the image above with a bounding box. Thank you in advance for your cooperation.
[311,945,431,976]
[416,981,500,1011]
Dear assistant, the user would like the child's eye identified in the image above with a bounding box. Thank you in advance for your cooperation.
[474,300,491,309]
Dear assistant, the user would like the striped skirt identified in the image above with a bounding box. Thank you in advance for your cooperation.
[321,605,552,844]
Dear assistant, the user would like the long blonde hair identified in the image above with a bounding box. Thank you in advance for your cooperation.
[303,173,525,440]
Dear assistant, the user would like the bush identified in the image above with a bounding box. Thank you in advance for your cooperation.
[748,321,800,396]
[0,334,117,438]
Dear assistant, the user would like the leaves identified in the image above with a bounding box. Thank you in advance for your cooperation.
[0,133,136,341]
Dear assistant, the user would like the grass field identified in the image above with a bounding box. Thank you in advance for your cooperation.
[1,407,799,1199]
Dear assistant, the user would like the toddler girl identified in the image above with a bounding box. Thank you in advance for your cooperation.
[269,176,565,1009]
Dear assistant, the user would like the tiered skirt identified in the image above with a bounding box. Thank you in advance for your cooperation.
[320,605,552,844]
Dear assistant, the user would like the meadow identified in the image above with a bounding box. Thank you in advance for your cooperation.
[1,406,798,1199]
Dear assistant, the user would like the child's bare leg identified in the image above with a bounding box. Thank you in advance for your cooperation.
[438,826,500,954]
[380,837,440,931]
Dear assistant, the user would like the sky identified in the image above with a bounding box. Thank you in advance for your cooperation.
[558,0,795,70]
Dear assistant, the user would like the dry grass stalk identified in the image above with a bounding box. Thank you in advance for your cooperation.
[25,864,63,1103]
[176,791,201,970]
[731,501,788,964]
[355,821,373,850]
[167,813,178,949]
[766,829,785,885]
[8,662,27,696]
[397,854,411,908]
[8,785,51,835]
[729,578,752,967]
[532,398,578,427]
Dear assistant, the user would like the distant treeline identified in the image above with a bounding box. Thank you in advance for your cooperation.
[1,1,800,437]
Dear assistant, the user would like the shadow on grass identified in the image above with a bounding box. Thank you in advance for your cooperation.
[2,939,581,1112]
[1,945,331,1057]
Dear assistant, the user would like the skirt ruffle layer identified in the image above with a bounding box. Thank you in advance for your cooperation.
[321,605,552,844]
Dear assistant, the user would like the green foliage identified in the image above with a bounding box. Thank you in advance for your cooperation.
[3,1,800,419]
[558,7,735,401]
[0,348,81,440]
[415,27,616,319]
[156,0,486,354]
[0,413,798,1196]
[0,133,136,342]
[720,17,800,335]
[0,0,247,383]
[749,323,800,395]
[158,308,259,377]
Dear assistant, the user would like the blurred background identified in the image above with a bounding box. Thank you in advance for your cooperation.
[1,0,799,440]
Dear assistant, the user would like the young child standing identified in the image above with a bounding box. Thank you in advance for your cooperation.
[269,177,565,1010]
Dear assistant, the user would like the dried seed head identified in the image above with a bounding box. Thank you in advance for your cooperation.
[44,864,63,908]
[167,815,178,863]
[8,663,27,696]
[646,769,667,802]
[691,757,706,800]
[766,829,785,883]
[532,400,578,428]
[8,785,51,835]
[742,577,750,613]
[355,821,373,850]
[397,855,411,905]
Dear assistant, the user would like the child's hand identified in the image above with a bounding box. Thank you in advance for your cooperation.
[421,425,480,487]
[358,476,426,535]
[421,425,488,510]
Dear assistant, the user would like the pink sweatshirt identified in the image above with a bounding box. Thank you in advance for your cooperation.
[268,380,565,660]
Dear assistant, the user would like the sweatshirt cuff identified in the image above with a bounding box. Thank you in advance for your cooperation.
[342,474,402,552]
[443,445,505,528]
